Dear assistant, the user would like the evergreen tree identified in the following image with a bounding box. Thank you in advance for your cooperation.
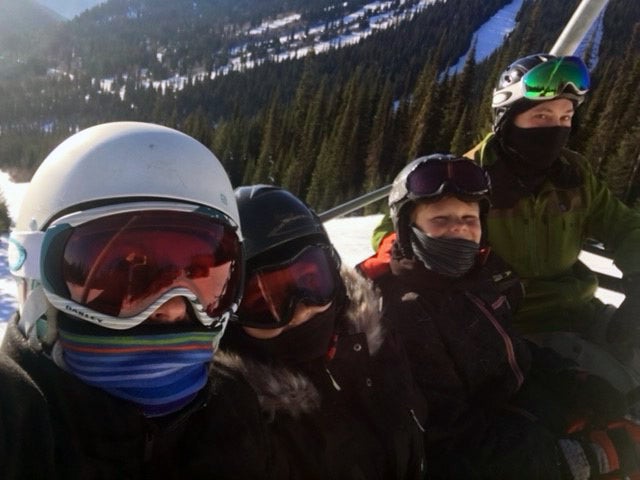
[283,77,329,196]
[182,107,212,148]
[251,91,283,184]
[585,36,640,175]
[0,192,10,232]
[449,105,474,155]
[605,123,640,203]
[387,98,412,182]
[306,69,367,209]
[364,79,394,192]
[440,44,476,150]
[407,59,445,159]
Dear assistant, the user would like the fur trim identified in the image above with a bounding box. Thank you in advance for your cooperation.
[340,266,385,356]
[215,266,385,418]
[215,351,321,421]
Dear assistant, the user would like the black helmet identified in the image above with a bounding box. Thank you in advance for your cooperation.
[389,154,491,257]
[234,184,338,265]
[233,185,344,328]
[491,53,589,133]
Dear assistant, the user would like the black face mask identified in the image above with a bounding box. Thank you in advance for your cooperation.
[410,226,479,278]
[502,125,571,172]
[224,303,337,366]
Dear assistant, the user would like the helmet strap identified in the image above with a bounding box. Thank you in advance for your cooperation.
[396,208,415,259]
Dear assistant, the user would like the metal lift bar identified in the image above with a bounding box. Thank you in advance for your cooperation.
[549,0,609,56]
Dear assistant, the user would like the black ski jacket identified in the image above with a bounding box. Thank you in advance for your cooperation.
[372,250,598,479]
[0,313,272,480]
[219,267,428,480]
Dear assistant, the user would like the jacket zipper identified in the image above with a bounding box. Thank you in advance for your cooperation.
[325,366,342,391]
[464,292,525,388]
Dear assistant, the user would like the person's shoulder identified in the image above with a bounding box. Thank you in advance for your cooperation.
[467,132,497,165]
[560,147,593,172]
[0,353,55,480]
[0,316,48,402]
[0,353,45,399]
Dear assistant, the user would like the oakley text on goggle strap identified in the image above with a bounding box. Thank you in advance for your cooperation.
[10,202,242,330]
[405,157,490,201]
[236,244,339,329]
[493,56,590,108]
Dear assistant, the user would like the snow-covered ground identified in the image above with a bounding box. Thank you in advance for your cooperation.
[0,172,624,343]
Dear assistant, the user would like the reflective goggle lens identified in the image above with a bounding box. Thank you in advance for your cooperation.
[237,245,338,328]
[406,158,490,199]
[522,56,590,99]
[46,210,241,323]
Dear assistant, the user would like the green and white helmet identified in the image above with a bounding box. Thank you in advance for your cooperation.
[491,53,590,133]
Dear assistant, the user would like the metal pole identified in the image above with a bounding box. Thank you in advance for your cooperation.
[318,185,391,222]
[549,0,609,56]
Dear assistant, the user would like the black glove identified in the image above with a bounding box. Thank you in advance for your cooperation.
[607,276,640,346]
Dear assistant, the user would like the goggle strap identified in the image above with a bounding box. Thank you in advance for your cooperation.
[19,284,50,338]
[9,231,45,279]
[256,274,282,323]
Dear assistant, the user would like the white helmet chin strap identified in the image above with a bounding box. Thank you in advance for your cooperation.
[19,283,59,346]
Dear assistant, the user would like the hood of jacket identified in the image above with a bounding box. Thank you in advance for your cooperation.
[216,266,385,419]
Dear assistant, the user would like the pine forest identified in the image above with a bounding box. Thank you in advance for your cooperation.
[0,0,638,219]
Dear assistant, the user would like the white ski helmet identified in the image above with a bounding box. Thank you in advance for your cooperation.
[13,122,239,231]
[9,121,243,330]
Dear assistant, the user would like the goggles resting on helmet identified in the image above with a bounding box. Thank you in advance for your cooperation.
[235,244,339,329]
[404,156,490,202]
[9,202,243,330]
[492,56,590,108]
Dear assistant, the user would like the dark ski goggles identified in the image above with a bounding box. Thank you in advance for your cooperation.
[405,156,490,201]
[15,203,243,329]
[236,244,339,329]
[494,56,590,107]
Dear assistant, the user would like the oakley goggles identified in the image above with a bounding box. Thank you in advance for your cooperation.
[493,56,590,108]
[405,156,490,201]
[10,202,242,330]
[236,244,339,329]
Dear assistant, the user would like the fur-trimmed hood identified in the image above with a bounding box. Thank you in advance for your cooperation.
[216,266,385,420]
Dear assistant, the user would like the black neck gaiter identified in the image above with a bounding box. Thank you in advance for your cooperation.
[224,304,337,366]
[502,125,571,173]
[410,226,479,278]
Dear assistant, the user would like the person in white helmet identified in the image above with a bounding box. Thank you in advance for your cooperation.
[0,122,271,479]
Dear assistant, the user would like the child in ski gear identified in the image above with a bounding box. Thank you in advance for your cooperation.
[0,122,271,479]
[369,54,640,394]
[361,154,638,479]
[219,185,427,480]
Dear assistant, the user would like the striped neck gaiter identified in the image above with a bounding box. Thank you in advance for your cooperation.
[57,317,224,417]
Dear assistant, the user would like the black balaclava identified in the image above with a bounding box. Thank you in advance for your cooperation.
[224,303,337,365]
[410,226,479,278]
[502,123,571,173]
[496,99,574,193]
